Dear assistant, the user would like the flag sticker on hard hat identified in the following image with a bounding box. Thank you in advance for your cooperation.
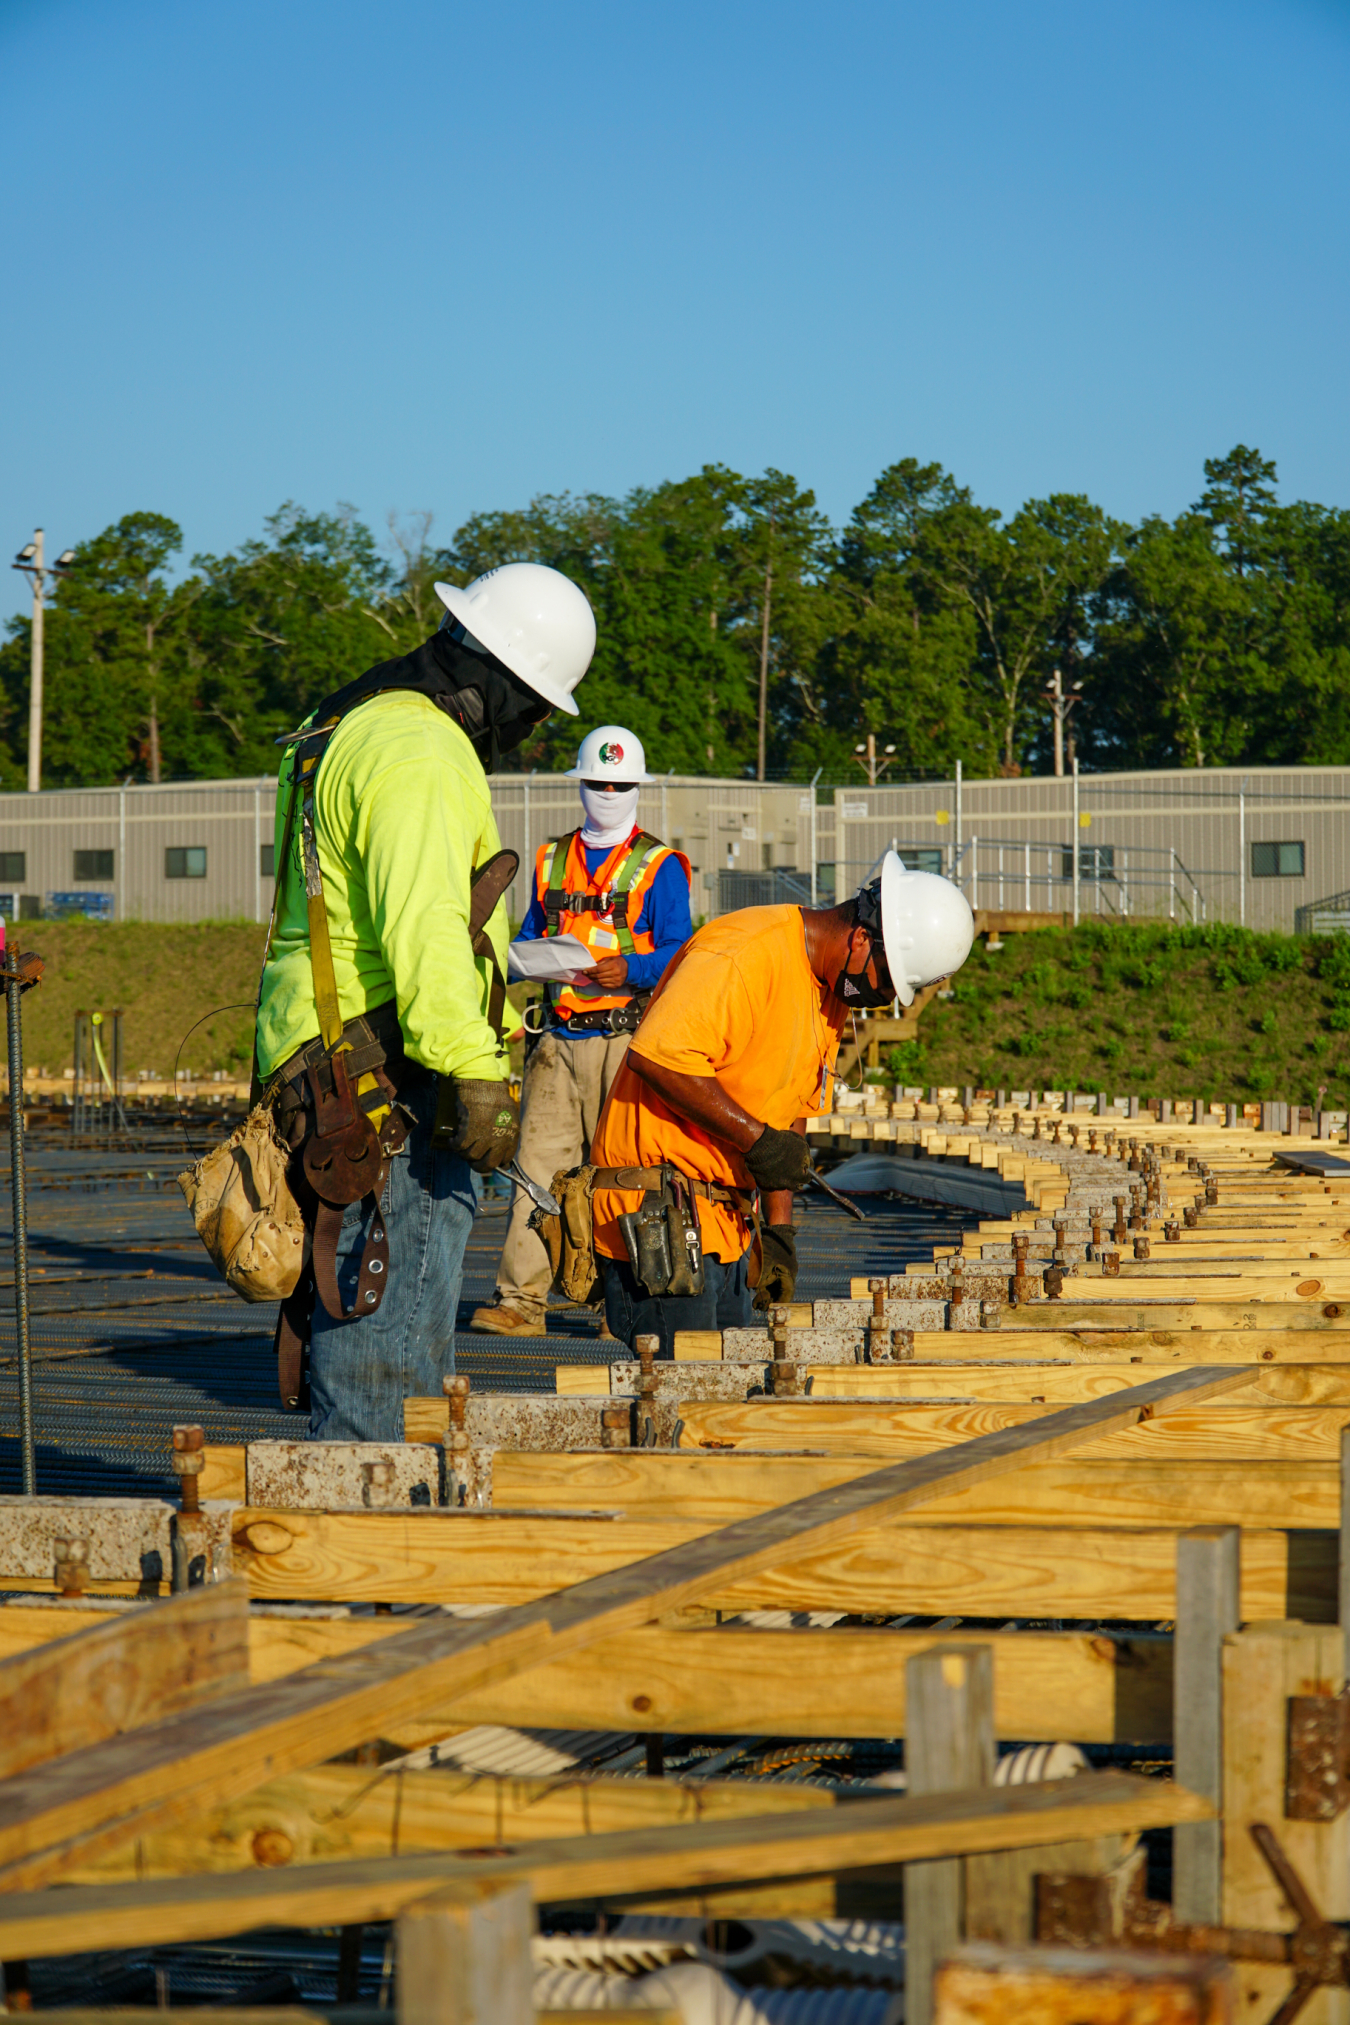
[598,741,624,766]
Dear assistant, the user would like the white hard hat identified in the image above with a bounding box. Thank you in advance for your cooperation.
[565,724,652,784]
[434,563,595,717]
[864,850,975,1007]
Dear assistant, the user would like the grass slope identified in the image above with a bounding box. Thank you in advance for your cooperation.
[10,921,265,1079]
[898,920,1350,1109]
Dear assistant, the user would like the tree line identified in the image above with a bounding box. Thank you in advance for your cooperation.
[3,444,1346,788]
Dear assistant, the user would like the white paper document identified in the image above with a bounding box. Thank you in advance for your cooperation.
[507,934,596,985]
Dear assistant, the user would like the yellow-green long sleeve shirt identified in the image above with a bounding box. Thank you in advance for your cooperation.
[256,691,509,1083]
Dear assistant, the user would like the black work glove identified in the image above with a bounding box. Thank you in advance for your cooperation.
[743,1123,812,1194]
[434,1077,520,1174]
[752,1224,798,1312]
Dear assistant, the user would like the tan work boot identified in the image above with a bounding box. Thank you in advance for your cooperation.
[468,1295,547,1337]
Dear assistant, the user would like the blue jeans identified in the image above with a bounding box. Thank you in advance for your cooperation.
[308,1076,480,1441]
[602,1250,754,1360]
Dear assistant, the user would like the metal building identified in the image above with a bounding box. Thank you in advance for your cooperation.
[0,763,1343,931]
[832,765,1350,932]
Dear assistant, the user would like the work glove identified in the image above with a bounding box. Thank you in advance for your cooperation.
[434,1077,520,1174]
[743,1123,812,1194]
[752,1224,798,1313]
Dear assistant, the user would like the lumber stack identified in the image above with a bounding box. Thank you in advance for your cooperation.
[0,1115,1347,2022]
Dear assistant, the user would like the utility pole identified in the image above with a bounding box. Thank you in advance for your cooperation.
[11,531,75,794]
[852,732,896,787]
[756,518,773,783]
[1045,666,1084,778]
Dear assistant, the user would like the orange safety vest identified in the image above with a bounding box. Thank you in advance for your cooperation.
[534,828,689,1019]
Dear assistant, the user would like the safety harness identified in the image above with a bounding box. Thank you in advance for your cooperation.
[539,828,665,1028]
[260,687,517,1407]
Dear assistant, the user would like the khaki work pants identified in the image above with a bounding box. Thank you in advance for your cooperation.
[496,1027,633,1320]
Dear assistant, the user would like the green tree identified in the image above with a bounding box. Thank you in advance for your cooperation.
[0,512,192,786]
[917,492,1118,772]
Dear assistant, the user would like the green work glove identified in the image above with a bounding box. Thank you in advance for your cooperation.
[434,1077,520,1174]
[752,1224,798,1313]
[743,1123,812,1194]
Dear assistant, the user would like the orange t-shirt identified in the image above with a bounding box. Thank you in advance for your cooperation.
[590,905,845,1263]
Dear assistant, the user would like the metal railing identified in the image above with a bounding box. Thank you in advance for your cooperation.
[1295,890,1350,936]
[948,836,1208,924]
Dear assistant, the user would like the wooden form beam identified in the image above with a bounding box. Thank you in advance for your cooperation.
[0,1772,1211,1958]
[0,1607,1177,1745]
[489,1449,1339,1530]
[222,1507,1332,1621]
[0,1366,1244,1889]
[673,1397,1350,1459]
[0,1582,248,1781]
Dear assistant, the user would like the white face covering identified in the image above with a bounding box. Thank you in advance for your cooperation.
[579,783,640,846]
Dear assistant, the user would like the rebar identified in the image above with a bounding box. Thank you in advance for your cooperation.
[6,959,34,1494]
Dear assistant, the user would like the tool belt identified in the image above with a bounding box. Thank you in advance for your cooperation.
[553,1000,650,1036]
[533,1162,749,1310]
[261,1002,422,1412]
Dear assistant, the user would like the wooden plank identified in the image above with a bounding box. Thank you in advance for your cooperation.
[673,1398,1350,1460]
[1222,1623,1350,2025]
[0,1609,1179,1745]
[556,1366,612,1396]
[934,1942,1236,2024]
[907,1645,994,2025]
[223,1508,1334,1622]
[490,1450,1340,1530]
[71,1762,836,1884]
[806,1363,1350,1403]
[1172,1526,1239,1925]
[200,1447,246,1502]
[0,1368,1244,1888]
[404,1398,449,1444]
[399,1879,533,2025]
[0,1773,1212,1958]
[0,1581,248,1779]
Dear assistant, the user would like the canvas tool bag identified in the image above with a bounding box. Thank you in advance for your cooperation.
[180,714,518,1405]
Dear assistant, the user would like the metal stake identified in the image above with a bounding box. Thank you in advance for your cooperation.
[5,959,33,1493]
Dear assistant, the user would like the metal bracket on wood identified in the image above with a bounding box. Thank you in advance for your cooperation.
[1286,1689,1350,1821]
[1037,1823,1350,2025]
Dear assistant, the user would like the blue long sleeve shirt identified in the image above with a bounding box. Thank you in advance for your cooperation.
[517,843,693,999]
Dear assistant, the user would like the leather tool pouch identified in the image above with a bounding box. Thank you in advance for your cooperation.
[538,1164,601,1306]
[617,1170,705,1300]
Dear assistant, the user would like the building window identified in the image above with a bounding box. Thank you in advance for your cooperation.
[1060,845,1116,881]
[74,849,113,880]
[0,853,25,883]
[260,844,275,878]
[1252,841,1305,878]
[165,846,207,880]
[902,849,945,876]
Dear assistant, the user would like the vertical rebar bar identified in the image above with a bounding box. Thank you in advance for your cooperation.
[6,960,34,1494]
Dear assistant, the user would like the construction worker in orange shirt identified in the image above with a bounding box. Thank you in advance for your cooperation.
[587,851,975,1354]
[470,725,693,1337]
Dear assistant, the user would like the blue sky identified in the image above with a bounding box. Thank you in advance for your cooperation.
[2,0,1347,615]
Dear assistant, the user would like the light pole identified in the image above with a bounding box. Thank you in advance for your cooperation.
[1045,667,1084,777]
[852,733,896,788]
[11,532,75,794]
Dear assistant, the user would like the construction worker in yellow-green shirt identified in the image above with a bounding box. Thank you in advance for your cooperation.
[255,564,596,1442]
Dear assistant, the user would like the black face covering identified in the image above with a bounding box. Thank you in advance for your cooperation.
[832,877,896,1009]
[299,626,551,777]
[432,628,551,773]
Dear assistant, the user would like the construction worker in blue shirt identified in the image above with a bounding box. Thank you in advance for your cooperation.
[470,725,693,1337]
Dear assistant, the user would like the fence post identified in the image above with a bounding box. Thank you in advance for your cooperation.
[906,1643,995,2025]
[1071,757,1080,927]
[1238,778,1246,927]
[1173,1526,1240,1923]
